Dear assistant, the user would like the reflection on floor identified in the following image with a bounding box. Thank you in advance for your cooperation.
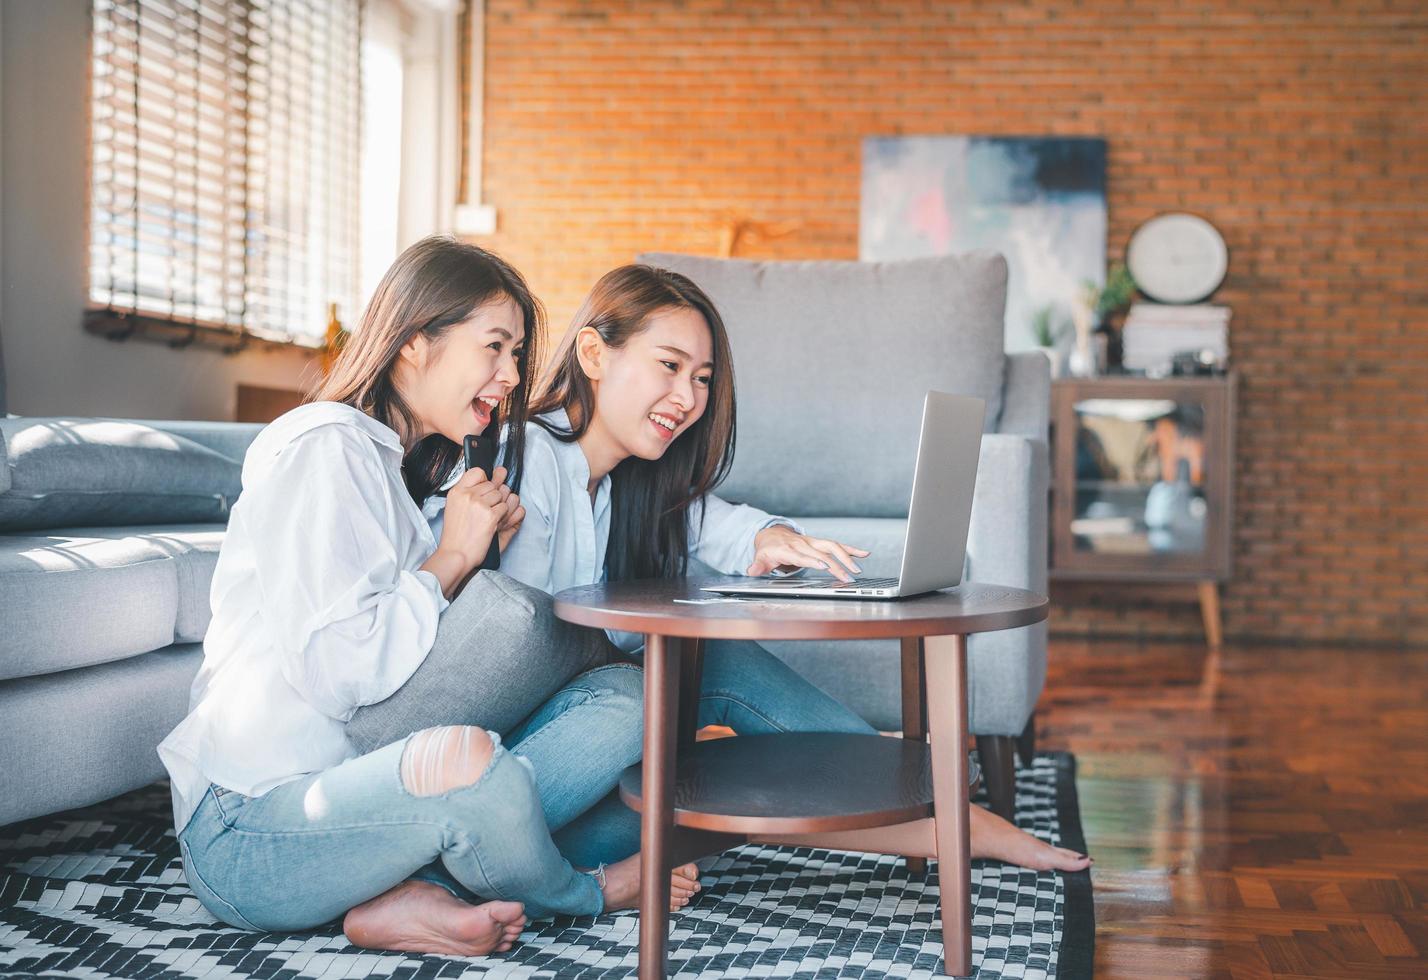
[1040,637,1428,979]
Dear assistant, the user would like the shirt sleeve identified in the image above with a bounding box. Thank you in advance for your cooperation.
[688,492,804,576]
[244,426,448,721]
[495,437,561,596]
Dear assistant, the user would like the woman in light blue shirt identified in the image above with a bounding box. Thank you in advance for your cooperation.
[494,264,1093,873]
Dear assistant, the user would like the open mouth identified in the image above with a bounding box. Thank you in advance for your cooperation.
[648,412,680,441]
[471,395,501,428]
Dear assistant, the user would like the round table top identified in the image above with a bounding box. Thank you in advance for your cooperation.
[553,576,1049,641]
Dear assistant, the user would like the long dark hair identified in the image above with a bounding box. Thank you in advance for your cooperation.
[311,236,543,503]
[532,265,737,581]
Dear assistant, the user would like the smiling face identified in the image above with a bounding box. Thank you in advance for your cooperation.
[579,305,714,472]
[396,295,525,446]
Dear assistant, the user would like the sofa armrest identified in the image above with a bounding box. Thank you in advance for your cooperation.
[960,433,1050,737]
[996,351,1051,441]
[966,434,1049,593]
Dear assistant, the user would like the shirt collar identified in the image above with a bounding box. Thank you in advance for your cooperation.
[244,402,405,487]
[262,401,404,455]
[348,409,405,455]
[535,409,609,498]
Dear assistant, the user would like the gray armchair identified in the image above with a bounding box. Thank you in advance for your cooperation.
[639,251,1050,816]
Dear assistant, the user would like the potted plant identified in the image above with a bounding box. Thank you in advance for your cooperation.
[1031,305,1069,378]
[1078,262,1138,371]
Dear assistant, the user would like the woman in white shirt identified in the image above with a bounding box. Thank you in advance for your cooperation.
[496,264,1093,874]
[158,239,697,959]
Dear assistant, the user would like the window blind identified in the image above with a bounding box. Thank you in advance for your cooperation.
[88,0,361,349]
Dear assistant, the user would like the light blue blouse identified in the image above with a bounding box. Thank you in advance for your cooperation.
[425,408,795,651]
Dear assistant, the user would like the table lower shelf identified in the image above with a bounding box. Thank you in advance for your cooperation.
[618,732,979,835]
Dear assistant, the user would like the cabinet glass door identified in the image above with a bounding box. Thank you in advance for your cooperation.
[1070,396,1211,559]
[1052,375,1233,583]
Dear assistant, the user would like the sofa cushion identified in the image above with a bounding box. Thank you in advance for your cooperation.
[637,252,1008,518]
[0,524,223,681]
[0,418,241,532]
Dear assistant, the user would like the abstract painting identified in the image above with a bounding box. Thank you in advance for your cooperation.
[861,136,1107,352]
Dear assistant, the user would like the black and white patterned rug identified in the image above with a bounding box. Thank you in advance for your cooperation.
[0,753,1092,980]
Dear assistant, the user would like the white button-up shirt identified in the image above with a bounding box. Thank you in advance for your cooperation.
[158,402,448,832]
[425,409,794,652]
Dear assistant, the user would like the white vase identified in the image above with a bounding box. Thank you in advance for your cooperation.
[1067,337,1097,378]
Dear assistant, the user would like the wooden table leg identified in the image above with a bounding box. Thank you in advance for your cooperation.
[924,633,973,978]
[900,636,929,875]
[639,633,679,980]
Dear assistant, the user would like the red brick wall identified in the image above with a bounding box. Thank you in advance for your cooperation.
[476,0,1428,645]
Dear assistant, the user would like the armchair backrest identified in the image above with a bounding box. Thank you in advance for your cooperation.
[637,251,1013,518]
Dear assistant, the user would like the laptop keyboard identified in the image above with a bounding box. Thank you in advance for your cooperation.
[775,576,900,589]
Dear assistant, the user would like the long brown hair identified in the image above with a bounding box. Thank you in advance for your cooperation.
[312,236,543,503]
[532,265,736,581]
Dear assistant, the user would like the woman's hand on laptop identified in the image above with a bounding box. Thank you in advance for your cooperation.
[747,526,870,582]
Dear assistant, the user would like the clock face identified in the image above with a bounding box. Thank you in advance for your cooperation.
[1126,213,1228,304]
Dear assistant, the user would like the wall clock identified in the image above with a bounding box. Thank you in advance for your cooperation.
[1125,213,1228,304]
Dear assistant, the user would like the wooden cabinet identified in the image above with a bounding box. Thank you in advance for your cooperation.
[1049,374,1236,645]
[236,384,305,423]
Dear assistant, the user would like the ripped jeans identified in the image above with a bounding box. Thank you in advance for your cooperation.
[177,664,645,930]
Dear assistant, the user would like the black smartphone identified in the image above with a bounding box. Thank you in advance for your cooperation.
[463,434,502,572]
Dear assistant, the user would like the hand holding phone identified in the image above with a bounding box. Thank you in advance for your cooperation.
[463,434,502,573]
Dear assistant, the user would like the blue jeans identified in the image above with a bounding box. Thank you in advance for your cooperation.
[695,638,877,737]
[178,664,644,930]
[344,577,874,870]
[179,568,875,927]
[551,638,877,868]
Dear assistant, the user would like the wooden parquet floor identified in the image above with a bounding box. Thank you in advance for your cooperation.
[1038,638,1428,979]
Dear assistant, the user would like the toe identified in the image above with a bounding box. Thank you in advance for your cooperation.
[1048,850,1091,871]
[489,901,525,925]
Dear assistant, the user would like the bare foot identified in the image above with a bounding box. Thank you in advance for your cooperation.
[596,854,702,912]
[969,804,1092,872]
[343,879,527,956]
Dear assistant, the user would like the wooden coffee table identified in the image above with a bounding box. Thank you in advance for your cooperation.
[554,577,1050,980]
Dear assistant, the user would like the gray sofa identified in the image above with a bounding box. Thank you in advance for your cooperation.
[0,417,262,827]
[641,251,1050,816]
[1,250,1049,828]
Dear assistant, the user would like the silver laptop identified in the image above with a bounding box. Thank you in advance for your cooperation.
[701,390,985,600]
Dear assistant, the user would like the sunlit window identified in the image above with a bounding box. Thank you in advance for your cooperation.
[88,0,362,349]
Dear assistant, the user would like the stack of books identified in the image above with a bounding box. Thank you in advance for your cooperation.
[1121,304,1231,374]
